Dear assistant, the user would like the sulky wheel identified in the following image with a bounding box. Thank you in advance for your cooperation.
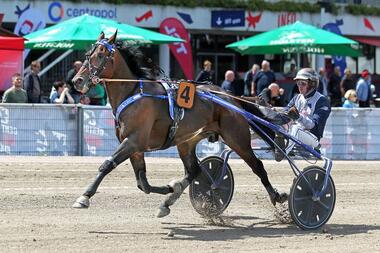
[189,156,234,217]
[289,166,336,230]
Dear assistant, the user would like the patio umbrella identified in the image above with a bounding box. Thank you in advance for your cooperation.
[24,14,183,50]
[226,21,361,57]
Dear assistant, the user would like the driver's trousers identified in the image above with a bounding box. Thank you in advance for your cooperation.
[285,124,319,154]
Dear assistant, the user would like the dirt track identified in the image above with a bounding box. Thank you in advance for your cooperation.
[0,156,379,252]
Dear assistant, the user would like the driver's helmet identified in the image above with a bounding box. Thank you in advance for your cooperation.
[294,68,319,88]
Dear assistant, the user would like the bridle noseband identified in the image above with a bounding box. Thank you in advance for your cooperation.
[83,39,115,87]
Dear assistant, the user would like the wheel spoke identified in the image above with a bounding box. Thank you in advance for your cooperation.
[294,196,312,202]
[304,201,315,225]
[316,199,331,211]
[214,185,231,191]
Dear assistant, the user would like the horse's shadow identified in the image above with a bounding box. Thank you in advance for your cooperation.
[88,215,380,241]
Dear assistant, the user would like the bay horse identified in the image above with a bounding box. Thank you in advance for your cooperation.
[72,31,287,217]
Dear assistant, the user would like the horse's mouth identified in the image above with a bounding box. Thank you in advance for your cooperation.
[72,76,87,93]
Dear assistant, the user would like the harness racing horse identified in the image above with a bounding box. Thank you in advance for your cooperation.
[72,31,288,217]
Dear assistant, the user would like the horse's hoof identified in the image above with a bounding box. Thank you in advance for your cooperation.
[72,195,90,208]
[156,205,170,218]
[277,192,288,204]
[269,192,288,206]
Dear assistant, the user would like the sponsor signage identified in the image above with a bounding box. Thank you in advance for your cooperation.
[48,1,117,22]
[160,18,193,80]
[211,10,245,27]
[0,1,380,37]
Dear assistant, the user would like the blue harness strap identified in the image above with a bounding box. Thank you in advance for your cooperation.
[114,80,168,127]
[113,79,184,149]
[161,81,175,120]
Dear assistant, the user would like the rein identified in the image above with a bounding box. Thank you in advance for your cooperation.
[85,39,262,109]
[100,78,263,107]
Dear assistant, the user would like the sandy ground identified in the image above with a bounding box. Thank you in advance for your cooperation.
[0,156,379,253]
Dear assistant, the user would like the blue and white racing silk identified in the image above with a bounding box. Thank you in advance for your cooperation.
[286,90,331,140]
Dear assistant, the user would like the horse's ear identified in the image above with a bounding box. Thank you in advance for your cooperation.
[108,30,117,44]
[97,32,105,41]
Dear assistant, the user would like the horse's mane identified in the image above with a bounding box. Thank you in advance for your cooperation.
[116,41,160,80]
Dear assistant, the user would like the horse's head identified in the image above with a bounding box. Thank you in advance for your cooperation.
[72,31,117,93]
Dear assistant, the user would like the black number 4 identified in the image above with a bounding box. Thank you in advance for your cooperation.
[180,86,190,103]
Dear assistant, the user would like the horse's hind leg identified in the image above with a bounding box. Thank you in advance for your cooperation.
[72,137,138,208]
[220,121,288,206]
[130,152,173,195]
[156,141,201,218]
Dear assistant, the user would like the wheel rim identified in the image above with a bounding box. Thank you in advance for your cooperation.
[291,168,335,229]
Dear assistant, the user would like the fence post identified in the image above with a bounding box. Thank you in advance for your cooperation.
[77,106,84,156]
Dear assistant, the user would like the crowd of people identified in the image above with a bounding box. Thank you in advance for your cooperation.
[4,58,374,110]
[195,59,375,109]
[1,60,107,106]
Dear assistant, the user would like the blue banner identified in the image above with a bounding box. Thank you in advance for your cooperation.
[211,10,245,28]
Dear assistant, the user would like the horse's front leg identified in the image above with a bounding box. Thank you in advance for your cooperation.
[72,137,137,208]
[130,152,173,195]
[156,141,201,218]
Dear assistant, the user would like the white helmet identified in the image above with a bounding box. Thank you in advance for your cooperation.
[294,68,319,88]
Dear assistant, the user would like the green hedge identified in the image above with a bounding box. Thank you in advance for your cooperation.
[86,0,322,12]
[345,4,380,16]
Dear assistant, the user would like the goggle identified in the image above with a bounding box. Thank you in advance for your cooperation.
[296,80,309,87]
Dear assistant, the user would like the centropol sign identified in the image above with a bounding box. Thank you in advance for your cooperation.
[48,1,117,22]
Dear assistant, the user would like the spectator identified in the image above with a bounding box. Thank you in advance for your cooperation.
[66,60,83,103]
[253,60,276,95]
[195,60,214,84]
[49,81,75,104]
[87,83,107,105]
[317,67,329,97]
[2,73,28,103]
[328,66,342,107]
[342,89,358,108]
[258,82,285,107]
[356,69,372,108]
[340,68,356,98]
[221,70,236,94]
[243,64,260,96]
[79,95,91,105]
[24,60,42,103]
[285,63,297,78]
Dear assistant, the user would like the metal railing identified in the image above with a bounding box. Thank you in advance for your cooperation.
[0,104,379,159]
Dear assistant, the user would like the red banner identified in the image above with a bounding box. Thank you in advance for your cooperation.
[0,37,24,91]
[159,18,193,80]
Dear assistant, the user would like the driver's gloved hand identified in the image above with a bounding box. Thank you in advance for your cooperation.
[287,106,300,121]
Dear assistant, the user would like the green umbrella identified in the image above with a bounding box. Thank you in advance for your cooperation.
[226,21,361,57]
[24,14,183,50]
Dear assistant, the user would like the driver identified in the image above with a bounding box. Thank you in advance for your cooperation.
[275,68,331,161]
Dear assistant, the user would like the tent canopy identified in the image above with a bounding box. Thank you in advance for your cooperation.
[226,21,361,57]
[24,14,183,50]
